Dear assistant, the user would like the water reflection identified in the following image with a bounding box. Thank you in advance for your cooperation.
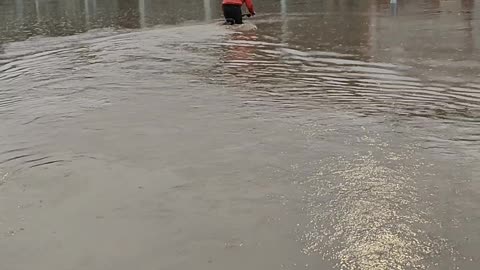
[210,35,480,118]
[34,0,40,20]
[461,0,475,54]
[15,0,24,19]
[138,0,145,28]
[280,0,287,43]
[2,0,478,60]
[0,0,222,42]
[197,0,479,121]
[204,0,211,21]
[390,0,398,16]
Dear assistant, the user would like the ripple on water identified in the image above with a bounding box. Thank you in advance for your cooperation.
[0,23,230,183]
[0,146,69,174]
[199,38,480,124]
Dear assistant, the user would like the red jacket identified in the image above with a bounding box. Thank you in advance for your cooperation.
[222,0,255,14]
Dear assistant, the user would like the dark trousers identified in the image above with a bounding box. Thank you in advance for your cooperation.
[223,4,243,25]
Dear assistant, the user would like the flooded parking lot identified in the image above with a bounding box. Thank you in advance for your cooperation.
[1,0,479,269]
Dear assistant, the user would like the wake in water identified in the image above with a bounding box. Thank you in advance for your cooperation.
[217,21,258,31]
[227,22,258,31]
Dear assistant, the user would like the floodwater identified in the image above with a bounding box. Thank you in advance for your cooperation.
[1,0,479,269]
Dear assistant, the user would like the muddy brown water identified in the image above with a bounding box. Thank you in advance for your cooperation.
[1,0,479,269]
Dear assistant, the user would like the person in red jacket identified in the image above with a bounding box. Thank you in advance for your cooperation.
[222,0,255,25]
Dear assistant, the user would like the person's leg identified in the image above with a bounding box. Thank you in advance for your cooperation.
[223,5,235,25]
[232,5,243,24]
[223,4,243,25]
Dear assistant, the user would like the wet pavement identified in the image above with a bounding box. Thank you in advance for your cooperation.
[1,0,479,269]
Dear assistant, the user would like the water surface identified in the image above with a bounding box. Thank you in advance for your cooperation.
[1,1,479,269]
